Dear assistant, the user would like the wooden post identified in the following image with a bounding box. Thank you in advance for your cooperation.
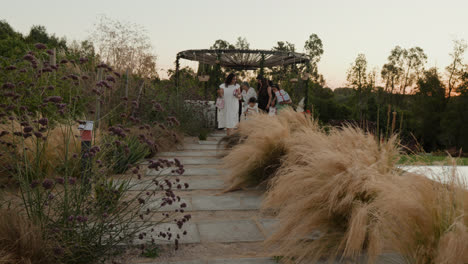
[49,48,56,66]
[391,111,397,134]
[125,68,129,98]
[95,68,103,129]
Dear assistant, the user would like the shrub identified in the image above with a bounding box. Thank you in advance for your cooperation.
[221,108,318,192]
[103,135,150,174]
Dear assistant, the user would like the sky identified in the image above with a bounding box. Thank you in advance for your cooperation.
[1,0,468,88]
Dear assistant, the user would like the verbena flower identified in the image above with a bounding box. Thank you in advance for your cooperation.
[30,180,39,188]
[2,82,15,89]
[42,178,54,189]
[38,118,48,126]
[23,54,36,62]
[23,126,33,133]
[55,177,64,184]
[34,43,47,49]
[69,177,76,185]
[34,132,43,138]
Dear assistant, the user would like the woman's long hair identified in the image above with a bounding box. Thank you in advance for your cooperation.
[257,77,269,96]
[225,73,236,87]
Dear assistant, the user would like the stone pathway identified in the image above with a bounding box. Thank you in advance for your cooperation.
[131,131,278,264]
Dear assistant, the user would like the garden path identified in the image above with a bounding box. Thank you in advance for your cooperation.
[131,131,278,264]
[129,132,406,264]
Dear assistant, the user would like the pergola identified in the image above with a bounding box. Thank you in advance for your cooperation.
[176,49,310,71]
[175,49,312,108]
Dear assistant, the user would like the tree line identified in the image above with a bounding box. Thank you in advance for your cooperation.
[1,18,467,153]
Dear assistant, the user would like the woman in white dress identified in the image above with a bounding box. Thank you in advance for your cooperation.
[218,73,241,135]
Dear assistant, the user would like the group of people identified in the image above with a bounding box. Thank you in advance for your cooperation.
[216,73,292,135]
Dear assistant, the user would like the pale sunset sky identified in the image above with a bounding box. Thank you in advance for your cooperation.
[1,0,467,88]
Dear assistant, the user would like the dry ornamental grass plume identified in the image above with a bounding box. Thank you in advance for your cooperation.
[262,126,401,263]
[373,169,468,264]
[221,108,318,192]
[0,209,54,264]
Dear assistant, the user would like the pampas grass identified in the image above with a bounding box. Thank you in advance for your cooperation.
[373,169,468,264]
[222,108,318,192]
[262,126,401,263]
[0,209,54,264]
[0,120,82,182]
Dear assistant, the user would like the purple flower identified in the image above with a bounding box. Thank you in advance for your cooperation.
[113,71,121,78]
[68,177,76,185]
[45,96,63,103]
[55,177,64,184]
[23,126,33,133]
[46,49,55,55]
[48,193,55,200]
[106,76,116,83]
[53,247,64,256]
[60,59,68,64]
[5,65,17,71]
[0,131,9,138]
[38,118,48,126]
[68,215,74,222]
[79,57,88,64]
[34,132,43,138]
[30,180,39,189]
[34,43,47,50]
[42,178,54,189]
[23,54,36,62]
[81,75,89,80]
[2,82,15,89]
[68,74,79,81]
[76,215,88,223]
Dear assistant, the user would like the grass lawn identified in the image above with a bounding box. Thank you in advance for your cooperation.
[398,155,468,165]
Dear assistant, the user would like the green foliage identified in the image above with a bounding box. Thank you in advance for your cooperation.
[104,135,150,174]
[198,128,209,140]
[141,245,160,258]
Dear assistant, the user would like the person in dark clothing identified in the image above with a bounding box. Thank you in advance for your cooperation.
[256,75,272,112]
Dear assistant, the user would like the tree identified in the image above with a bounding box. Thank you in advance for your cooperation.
[400,47,427,95]
[210,39,234,50]
[272,41,295,52]
[445,39,467,99]
[347,54,368,119]
[347,54,368,91]
[90,15,158,79]
[383,46,427,96]
[0,20,26,57]
[26,25,67,50]
[412,68,446,151]
[304,34,324,80]
[234,37,249,49]
[381,63,401,94]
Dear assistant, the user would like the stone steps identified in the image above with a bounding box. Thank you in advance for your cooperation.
[158,151,222,158]
[132,133,274,263]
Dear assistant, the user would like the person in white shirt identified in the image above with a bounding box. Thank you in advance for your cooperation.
[240,82,257,113]
[271,83,292,113]
[243,97,259,120]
